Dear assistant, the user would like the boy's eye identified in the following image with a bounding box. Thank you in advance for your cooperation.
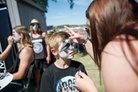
[70,42,73,45]
[62,43,70,50]
[65,43,70,48]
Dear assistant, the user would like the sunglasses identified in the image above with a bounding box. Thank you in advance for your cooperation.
[31,23,38,26]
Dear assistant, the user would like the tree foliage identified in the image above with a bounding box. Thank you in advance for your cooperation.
[32,0,74,12]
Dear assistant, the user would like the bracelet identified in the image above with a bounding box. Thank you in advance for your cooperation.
[83,36,91,45]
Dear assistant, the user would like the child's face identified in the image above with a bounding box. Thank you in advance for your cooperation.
[58,39,75,59]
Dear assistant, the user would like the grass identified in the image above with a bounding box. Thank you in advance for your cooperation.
[73,52,105,92]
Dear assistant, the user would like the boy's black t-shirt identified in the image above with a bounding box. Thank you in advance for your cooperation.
[40,60,87,92]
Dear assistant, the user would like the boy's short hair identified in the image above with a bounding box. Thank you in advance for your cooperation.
[46,31,70,51]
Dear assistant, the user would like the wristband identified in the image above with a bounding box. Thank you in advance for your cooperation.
[83,36,91,45]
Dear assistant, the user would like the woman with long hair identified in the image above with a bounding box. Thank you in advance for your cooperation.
[29,19,51,92]
[65,0,138,91]
[1,25,34,92]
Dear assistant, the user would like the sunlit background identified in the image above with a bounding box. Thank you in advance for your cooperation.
[45,0,93,26]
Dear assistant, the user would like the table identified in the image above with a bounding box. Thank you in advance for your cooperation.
[0,72,13,90]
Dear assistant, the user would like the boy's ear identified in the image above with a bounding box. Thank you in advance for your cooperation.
[51,49,58,56]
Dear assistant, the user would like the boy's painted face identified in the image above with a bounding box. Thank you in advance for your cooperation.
[12,29,20,43]
[58,39,75,59]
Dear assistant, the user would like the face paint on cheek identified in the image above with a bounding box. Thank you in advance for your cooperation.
[58,43,69,59]
[12,30,20,43]
[59,50,74,59]
[59,51,68,58]
[33,24,38,31]
[58,39,75,59]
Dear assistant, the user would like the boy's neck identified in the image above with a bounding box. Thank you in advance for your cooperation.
[54,59,71,69]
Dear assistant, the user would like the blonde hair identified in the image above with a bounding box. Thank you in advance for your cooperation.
[46,31,70,51]
[13,25,32,48]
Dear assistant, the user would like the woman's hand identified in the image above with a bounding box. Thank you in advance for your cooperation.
[7,36,13,46]
[46,56,51,64]
[75,71,98,92]
[64,26,86,44]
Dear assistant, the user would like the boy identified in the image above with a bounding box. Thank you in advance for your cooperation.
[40,31,87,92]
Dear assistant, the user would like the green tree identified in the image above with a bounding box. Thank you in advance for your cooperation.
[32,0,74,12]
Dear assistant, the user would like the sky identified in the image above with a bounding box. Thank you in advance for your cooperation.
[45,0,93,26]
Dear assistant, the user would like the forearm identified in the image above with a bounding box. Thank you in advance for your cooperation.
[0,45,12,60]
[12,72,25,81]
[84,85,98,92]
[84,88,98,92]
[83,40,94,59]
[46,46,50,58]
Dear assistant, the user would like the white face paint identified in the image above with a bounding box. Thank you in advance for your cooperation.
[32,24,38,31]
[58,39,75,59]
[12,29,20,43]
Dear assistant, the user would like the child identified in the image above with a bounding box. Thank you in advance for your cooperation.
[40,31,87,92]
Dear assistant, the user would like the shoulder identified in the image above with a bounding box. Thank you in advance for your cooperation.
[102,38,127,68]
[101,36,138,91]
[101,40,123,72]
[43,64,55,74]
[71,60,85,67]
[70,60,87,74]
[103,41,121,56]
[22,47,32,53]
[19,47,33,57]
[71,60,82,64]
[103,34,138,60]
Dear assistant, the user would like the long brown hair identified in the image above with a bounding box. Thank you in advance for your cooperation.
[86,0,138,69]
[13,25,32,48]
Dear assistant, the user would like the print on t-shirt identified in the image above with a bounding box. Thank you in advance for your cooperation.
[32,39,43,54]
[56,76,81,92]
[33,42,43,53]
